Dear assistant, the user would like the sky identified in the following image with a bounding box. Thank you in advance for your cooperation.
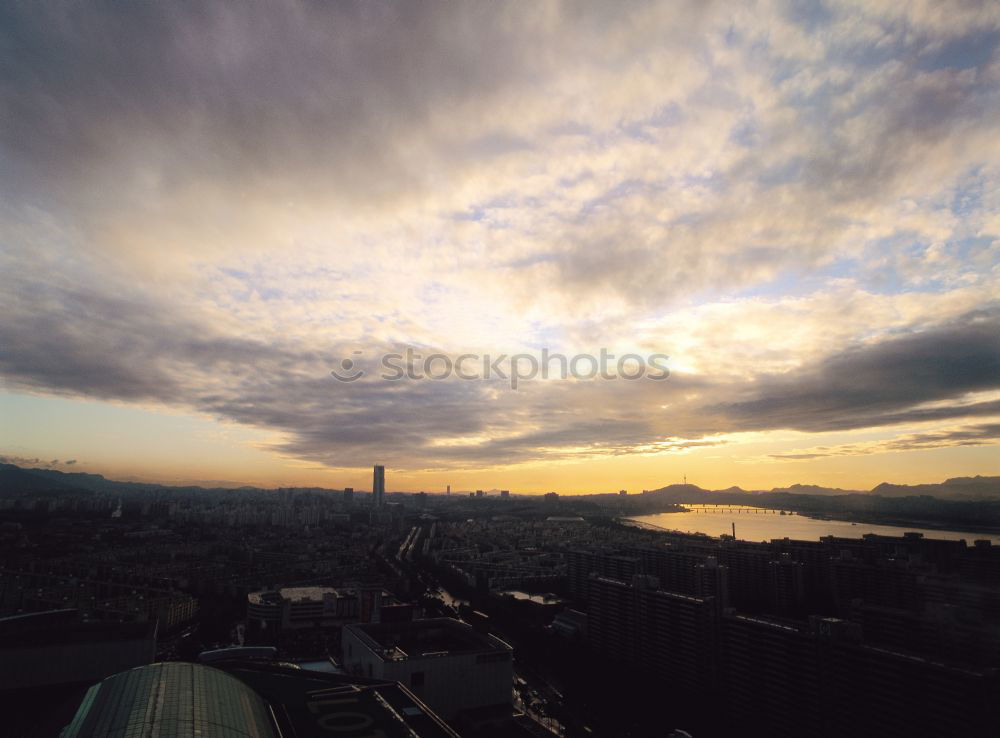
[1,0,999,493]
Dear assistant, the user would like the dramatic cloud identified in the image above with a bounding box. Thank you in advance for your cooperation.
[769,423,1000,459]
[707,307,1000,433]
[1,1,998,476]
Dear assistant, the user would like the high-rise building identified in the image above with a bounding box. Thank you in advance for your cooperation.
[566,550,641,600]
[373,465,385,507]
[696,556,731,613]
[343,487,354,504]
[587,574,717,700]
[446,484,451,496]
[500,489,510,498]
[767,552,807,616]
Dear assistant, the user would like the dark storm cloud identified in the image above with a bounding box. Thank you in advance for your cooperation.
[708,307,1000,433]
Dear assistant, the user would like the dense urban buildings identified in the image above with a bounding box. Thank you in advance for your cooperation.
[1,463,1000,736]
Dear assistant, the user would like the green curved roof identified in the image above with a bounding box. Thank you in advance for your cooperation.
[61,662,276,738]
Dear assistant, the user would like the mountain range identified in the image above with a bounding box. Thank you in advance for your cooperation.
[639,476,1000,501]
[2,463,999,501]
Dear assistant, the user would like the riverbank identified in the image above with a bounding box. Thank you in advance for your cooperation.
[622,506,1000,545]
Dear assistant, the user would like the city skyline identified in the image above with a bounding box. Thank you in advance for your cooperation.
[2,1,1000,493]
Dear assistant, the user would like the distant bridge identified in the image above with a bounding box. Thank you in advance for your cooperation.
[680,504,796,515]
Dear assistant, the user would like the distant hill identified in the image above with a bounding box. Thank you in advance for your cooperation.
[872,476,1000,501]
[0,464,172,496]
[3,463,999,502]
[0,463,347,498]
[644,476,1000,502]
[0,464,92,497]
[769,484,863,496]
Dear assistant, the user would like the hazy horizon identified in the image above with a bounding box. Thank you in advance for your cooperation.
[4,456,995,497]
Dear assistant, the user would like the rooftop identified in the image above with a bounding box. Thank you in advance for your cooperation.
[0,609,156,648]
[61,662,276,738]
[59,661,459,738]
[223,662,459,738]
[347,617,512,662]
[248,586,376,605]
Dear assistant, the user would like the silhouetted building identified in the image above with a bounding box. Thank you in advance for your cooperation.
[373,464,385,507]
[767,552,807,615]
[0,609,155,691]
[721,613,823,736]
[720,612,1000,737]
[247,586,410,640]
[629,544,705,595]
[566,550,640,599]
[341,617,513,723]
[714,543,774,610]
[587,575,717,699]
[695,556,730,613]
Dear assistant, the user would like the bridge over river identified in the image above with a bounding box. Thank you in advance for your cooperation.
[626,505,1000,544]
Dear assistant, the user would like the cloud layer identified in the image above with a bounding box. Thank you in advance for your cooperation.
[1,0,999,473]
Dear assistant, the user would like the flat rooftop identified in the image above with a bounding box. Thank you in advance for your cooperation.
[0,609,156,648]
[224,662,460,738]
[249,586,390,605]
[347,618,511,661]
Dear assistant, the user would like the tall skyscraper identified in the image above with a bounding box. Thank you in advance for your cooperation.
[373,465,385,507]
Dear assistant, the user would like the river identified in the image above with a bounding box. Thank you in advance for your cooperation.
[626,505,1000,544]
